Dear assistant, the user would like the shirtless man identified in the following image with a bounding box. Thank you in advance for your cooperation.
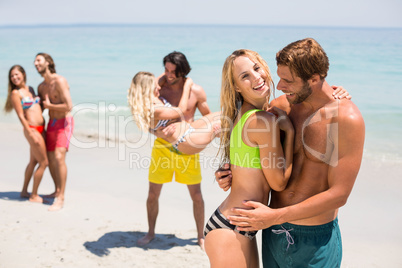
[216,39,365,267]
[137,51,211,248]
[34,53,73,211]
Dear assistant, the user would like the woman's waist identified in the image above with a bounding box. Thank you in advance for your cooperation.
[24,111,44,126]
[219,187,268,217]
[231,167,269,190]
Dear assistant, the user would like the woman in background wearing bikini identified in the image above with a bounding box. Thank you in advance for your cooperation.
[4,65,48,203]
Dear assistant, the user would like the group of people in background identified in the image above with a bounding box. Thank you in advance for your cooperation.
[5,37,365,267]
[128,38,364,267]
[4,53,74,211]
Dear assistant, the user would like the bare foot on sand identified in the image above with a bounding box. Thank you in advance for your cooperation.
[198,237,205,251]
[48,198,64,211]
[20,192,30,198]
[137,233,155,246]
[29,195,44,203]
[43,191,59,198]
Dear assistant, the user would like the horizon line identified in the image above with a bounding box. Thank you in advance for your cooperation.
[0,22,401,30]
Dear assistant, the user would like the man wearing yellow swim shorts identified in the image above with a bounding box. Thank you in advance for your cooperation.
[148,138,202,185]
[137,52,211,250]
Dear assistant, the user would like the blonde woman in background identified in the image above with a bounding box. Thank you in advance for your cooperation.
[4,65,48,203]
[128,71,220,155]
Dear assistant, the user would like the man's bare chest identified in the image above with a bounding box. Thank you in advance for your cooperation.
[41,84,60,103]
[160,90,197,113]
[291,106,338,164]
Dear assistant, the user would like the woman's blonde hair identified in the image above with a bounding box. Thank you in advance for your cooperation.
[4,65,26,113]
[127,71,155,132]
[219,49,273,164]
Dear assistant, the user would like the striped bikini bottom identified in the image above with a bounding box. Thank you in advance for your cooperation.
[172,126,195,152]
[204,208,258,240]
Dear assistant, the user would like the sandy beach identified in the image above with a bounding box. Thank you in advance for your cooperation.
[1,122,401,267]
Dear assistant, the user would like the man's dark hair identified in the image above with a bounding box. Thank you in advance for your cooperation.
[163,51,191,78]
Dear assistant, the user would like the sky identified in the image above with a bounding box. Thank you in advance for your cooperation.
[0,0,401,28]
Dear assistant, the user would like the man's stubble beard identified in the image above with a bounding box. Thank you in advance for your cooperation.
[168,77,180,85]
[289,82,312,104]
[37,68,46,77]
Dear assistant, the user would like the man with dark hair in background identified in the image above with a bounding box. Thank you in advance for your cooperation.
[137,51,211,249]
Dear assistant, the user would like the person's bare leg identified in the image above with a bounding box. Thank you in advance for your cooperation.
[48,148,67,211]
[137,182,163,246]
[21,149,36,198]
[187,183,205,250]
[29,161,47,203]
[44,151,60,198]
[205,229,259,267]
[29,161,46,203]
[29,135,48,203]
[178,112,222,155]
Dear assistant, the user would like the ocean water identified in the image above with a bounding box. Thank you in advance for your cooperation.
[0,24,401,164]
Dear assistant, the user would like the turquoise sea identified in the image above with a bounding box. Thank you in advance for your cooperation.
[0,24,401,164]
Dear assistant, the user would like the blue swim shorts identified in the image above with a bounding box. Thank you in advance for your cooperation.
[262,218,342,268]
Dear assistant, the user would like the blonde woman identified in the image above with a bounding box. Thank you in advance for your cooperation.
[204,50,294,267]
[128,71,220,155]
[4,65,48,203]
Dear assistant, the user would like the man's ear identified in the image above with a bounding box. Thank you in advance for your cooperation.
[309,73,321,86]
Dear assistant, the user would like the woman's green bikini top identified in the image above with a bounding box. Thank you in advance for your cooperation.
[230,109,263,169]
